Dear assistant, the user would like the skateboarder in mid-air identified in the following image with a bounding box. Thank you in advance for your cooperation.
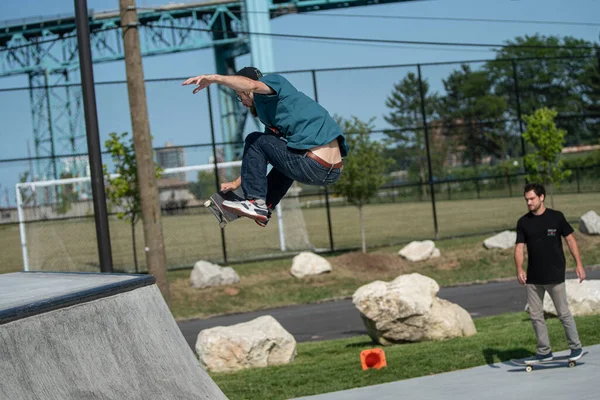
[514,183,586,364]
[182,67,349,227]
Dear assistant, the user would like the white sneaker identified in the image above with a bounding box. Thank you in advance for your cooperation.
[222,199,269,222]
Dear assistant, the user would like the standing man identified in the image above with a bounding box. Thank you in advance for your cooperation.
[515,183,586,364]
[182,67,348,227]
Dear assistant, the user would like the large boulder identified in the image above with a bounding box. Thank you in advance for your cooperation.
[290,252,332,278]
[542,279,600,317]
[195,316,296,373]
[352,273,476,345]
[398,240,441,262]
[483,230,517,250]
[190,260,240,289]
[579,211,600,235]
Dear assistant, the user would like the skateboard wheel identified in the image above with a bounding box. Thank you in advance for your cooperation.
[568,361,576,368]
[204,200,212,207]
[525,366,532,373]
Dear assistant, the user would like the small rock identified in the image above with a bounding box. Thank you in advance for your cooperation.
[398,240,440,262]
[579,211,600,235]
[190,260,240,289]
[291,252,332,278]
[195,316,296,372]
[483,231,517,250]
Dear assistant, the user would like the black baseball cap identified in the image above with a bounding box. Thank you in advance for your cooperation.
[235,66,263,80]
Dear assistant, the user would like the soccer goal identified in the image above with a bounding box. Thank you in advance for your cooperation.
[16,161,314,271]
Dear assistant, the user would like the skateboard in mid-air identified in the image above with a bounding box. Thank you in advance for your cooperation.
[510,351,589,372]
[203,187,245,228]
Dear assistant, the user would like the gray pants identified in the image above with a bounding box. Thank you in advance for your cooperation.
[526,283,582,355]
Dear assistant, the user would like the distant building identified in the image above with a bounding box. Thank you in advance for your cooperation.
[156,142,186,181]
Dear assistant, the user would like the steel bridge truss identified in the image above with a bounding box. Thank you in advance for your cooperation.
[0,0,417,181]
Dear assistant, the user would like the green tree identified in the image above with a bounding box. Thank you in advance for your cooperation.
[439,64,508,167]
[486,34,596,145]
[54,171,79,215]
[522,108,571,208]
[580,54,600,138]
[189,170,217,200]
[103,132,162,273]
[332,116,394,253]
[384,72,441,198]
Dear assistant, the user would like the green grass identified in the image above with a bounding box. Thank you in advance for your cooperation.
[209,312,600,400]
[2,192,598,274]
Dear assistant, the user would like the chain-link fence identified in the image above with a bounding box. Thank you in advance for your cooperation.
[1,54,599,273]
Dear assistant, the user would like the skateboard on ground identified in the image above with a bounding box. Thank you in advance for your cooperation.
[203,187,245,228]
[510,351,589,372]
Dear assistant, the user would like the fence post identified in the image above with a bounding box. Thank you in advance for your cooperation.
[75,0,113,273]
[312,70,335,252]
[417,65,439,239]
[207,86,228,264]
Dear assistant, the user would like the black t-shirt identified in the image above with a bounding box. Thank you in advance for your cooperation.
[516,208,574,284]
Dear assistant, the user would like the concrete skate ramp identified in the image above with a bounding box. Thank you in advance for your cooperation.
[0,272,227,400]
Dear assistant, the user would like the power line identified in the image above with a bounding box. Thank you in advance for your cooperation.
[2,22,595,54]
[151,24,598,51]
[245,34,496,53]
[273,11,600,28]
[132,5,600,28]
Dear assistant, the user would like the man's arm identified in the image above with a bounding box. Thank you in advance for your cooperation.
[564,233,586,283]
[220,176,241,193]
[182,74,274,95]
[514,243,527,285]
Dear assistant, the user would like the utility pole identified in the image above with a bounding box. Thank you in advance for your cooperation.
[119,0,170,302]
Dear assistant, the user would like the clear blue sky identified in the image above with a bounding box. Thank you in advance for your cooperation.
[0,0,598,204]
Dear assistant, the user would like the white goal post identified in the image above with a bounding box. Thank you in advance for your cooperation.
[16,161,314,271]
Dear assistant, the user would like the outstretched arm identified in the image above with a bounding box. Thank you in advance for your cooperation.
[182,74,274,95]
[565,233,586,283]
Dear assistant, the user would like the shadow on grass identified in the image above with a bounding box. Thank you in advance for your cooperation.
[345,340,377,349]
[344,336,414,349]
[341,330,368,337]
[483,347,532,368]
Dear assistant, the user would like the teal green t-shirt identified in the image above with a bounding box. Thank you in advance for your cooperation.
[254,74,349,157]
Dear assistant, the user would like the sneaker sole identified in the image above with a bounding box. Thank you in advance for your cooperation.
[222,203,268,222]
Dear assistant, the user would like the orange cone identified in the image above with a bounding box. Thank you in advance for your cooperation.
[360,348,387,370]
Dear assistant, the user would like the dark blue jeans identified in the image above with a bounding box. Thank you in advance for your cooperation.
[241,132,342,208]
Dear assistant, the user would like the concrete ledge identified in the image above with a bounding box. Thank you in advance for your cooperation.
[0,272,155,324]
